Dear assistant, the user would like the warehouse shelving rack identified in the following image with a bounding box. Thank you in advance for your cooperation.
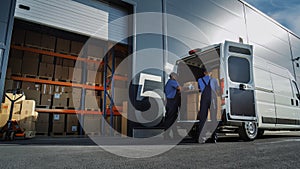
[9,44,126,136]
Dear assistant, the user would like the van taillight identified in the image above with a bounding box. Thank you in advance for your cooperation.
[189,50,196,55]
[220,78,225,105]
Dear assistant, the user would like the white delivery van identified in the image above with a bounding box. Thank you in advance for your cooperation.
[175,40,300,141]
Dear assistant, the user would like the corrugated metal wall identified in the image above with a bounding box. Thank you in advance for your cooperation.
[15,0,129,44]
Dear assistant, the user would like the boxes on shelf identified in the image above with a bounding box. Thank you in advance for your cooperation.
[36,113,49,133]
[40,94,52,106]
[56,57,63,65]
[83,114,101,133]
[68,67,82,82]
[41,34,56,51]
[52,93,68,108]
[52,114,65,133]
[22,51,39,76]
[85,95,101,110]
[70,41,83,56]
[9,49,23,59]
[41,84,54,95]
[25,31,42,48]
[68,88,81,108]
[22,82,40,91]
[39,62,54,78]
[8,58,22,75]
[11,29,25,45]
[87,43,104,59]
[23,89,41,105]
[54,65,69,81]
[66,114,79,133]
[87,70,97,84]
[63,59,75,67]
[41,55,54,64]
[56,38,70,54]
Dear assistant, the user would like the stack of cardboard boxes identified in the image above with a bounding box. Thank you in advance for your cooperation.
[0,94,38,138]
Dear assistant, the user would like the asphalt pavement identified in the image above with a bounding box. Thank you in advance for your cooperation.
[0,131,300,169]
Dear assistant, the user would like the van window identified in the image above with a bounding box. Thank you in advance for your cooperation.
[228,56,250,83]
[292,81,300,97]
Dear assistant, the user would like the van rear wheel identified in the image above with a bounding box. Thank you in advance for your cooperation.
[238,122,258,141]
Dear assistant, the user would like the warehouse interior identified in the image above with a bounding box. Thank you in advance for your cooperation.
[1,0,133,138]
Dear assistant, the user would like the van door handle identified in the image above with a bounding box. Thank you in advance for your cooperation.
[296,100,299,106]
[239,84,246,90]
[291,99,294,106]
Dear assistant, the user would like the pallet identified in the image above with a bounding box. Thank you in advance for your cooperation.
[54,79,71,82]
[70,80,81,84]
[11,73,22,77]
[37,76,53,80]
[23,74,38,79]
[87,56,102,61]
[52,106,68,109]
[24,131,36,138]
[36,105,50,109]
[40,47,55,52]
[86,82,101,86]
[25,44,42,49]
[85,108,101,112]
[85,132,101,136]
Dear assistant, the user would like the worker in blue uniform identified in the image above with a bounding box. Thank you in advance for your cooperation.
[164,72,181,139]
[196,67,219,143]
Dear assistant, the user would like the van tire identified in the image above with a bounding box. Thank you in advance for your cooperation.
[257,129,264,138]
[238,122,258,141]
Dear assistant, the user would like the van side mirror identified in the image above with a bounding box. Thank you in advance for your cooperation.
[297,94,300,100]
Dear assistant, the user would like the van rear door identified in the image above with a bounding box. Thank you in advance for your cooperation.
[223,41,257,121]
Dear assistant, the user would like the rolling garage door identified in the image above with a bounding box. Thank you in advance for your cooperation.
[14,0,129,44]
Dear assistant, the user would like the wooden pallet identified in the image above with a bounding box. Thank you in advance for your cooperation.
[54,79,71,82]
[85,132,101,136]
[52,106,68,109]
[23,74,38,79]
[84,108,101,112]
[87,56,102,61]
[86,82,101,86]
[36,105,50,109]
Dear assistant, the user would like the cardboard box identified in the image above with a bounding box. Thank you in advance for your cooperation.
[4,93,25,104]
[56,58,63,65]
[41,55,54,64]
[11,29,25,45]
[87,70,97,84]
[25,31,42,47]
[41,84,54,95]
[1,102,22,118]
[66,114,79,133]
[87,44,104,58]
[39,63,54,78]
[68,67,82,82]
[63,59,74,67]
[8,58,22,75]
[54,65,69,80]
[68,89,81,108]
[23,89,41,105]
[56,38,70,54]
[9,49,23,59]
[19,118,36,131]
[0,114,9,128]
[70,41,83,56]
[21,100,36,117]
[52,93,68,108]
[85,95,101,110]
[96,72,102,85]
[52,114,65,133]
[83,114,101,133]
[4,80,13,91]
[22,52,39,75]
[187,93,199,103]
[41,34,56,50]
[184,81,199,91]
[40,94,52,106]
[36,113,49,133]
[22,82,40,91]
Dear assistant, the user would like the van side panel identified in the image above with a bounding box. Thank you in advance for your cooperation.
[253,63,276,128]
[271,71,299,128]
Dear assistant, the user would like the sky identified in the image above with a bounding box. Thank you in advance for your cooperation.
[244,0,300,35]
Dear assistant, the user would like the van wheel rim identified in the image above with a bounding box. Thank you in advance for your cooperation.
[246,122,256,135]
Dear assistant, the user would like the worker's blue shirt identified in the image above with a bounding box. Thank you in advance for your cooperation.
[165,79,179,99]
[198,75,219,92]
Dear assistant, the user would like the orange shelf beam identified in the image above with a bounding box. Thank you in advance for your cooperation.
[35,108,121,116]
[11,45,103,64]
[11,76,105,91]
